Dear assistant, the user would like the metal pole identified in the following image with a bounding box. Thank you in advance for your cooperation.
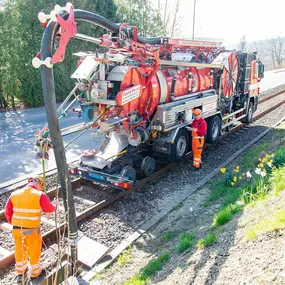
[40,20,78,274]
[38,9,121,275]
[192,0,196,40]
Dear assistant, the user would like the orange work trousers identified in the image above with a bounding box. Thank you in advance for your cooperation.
[12,227,43,277]
[192,137,204,168]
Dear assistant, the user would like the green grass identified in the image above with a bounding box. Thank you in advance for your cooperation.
[197,233,217,249]
[124,253,170,285]
[161,232,176,241]
[246,229,257,240]
[245,209,285,240]
[222,187,244,206]
[208,183,230,202]
[273,128,285,141]
[239,143,267,170]
[212,204,242,228]
[270,166,285,195]
[177,232,196,253]
[175,201,184,210]
[272,147,285,168]
[117,246,132,267]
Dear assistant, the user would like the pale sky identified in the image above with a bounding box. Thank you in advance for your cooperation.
[152,0,285,47]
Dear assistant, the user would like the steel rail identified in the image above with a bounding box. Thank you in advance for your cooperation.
[0,164,174,269]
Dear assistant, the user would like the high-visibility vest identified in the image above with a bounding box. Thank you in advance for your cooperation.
[11,186,42,228]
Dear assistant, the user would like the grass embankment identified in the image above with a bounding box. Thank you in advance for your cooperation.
[208,127,285,240]
[95,126,285,285]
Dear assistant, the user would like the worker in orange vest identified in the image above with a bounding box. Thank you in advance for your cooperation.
[5,176,58,282]
[186,109,207,169]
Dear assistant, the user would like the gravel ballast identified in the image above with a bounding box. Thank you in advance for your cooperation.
[78,101,285,250]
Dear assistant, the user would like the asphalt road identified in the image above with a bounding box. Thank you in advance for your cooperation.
[0,68,284,185]
[0,106,101,184]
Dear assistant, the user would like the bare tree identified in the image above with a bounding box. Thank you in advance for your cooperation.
[266,37,285,68]
[170,0,180,37]
[252,40,266,59]
[161,0,181,37]
[237,34,247,52]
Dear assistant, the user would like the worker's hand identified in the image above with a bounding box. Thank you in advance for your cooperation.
[53,199,59,209]
[186,126,192,131]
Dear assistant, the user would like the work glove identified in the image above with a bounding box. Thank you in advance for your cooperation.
[53,199,59,209]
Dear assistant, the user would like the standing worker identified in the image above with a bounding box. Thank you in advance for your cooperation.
[5,176,58,282]
[186,109,207,169]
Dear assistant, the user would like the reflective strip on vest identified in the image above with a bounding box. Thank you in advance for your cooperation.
[192,136,203,139]
[13,208,41,213]
[12,214,41,221]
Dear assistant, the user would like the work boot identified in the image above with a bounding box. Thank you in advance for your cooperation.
[192,164,200,170]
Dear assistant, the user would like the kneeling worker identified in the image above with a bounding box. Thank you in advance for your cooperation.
[5,176,58,282]
[186,109,207,169]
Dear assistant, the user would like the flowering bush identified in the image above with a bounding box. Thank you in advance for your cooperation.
[220,165,242,187]
[219,151,285,204]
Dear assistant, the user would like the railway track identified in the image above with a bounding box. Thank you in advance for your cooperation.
[1,84,285,195]
[1,87,285,282]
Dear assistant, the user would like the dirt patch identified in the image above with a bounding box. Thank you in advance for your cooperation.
[96,186,285,285]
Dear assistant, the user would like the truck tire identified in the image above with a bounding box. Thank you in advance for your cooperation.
[168,128,189,162]
[120,166,137,183]
[206,115,221,144]
[242,102,254,124]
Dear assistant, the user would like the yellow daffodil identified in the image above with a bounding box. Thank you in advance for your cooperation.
[233,176,237,182]
[231,182,235,186]
[220,168,227,173]
[258,163,264,168]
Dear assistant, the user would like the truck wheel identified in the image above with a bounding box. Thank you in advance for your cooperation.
[141,156,156,177]
[242,102,254,124]
[120,166,137,183]
[206,115,221,144]
[168,129,189,162]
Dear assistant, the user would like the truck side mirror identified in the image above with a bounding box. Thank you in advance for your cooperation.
[258,62,265,78]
